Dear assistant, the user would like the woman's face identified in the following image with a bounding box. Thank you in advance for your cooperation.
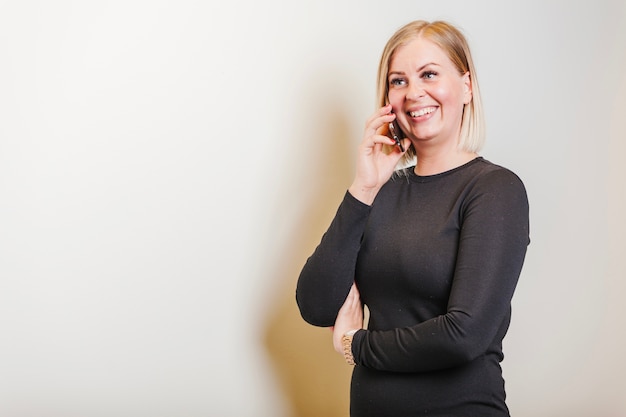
[387,37,472,150]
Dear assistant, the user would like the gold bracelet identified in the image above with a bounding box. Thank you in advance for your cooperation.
[341,330,358,365]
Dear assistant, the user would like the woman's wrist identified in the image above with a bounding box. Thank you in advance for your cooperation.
[348,183,380,206]
[341,329,359,365]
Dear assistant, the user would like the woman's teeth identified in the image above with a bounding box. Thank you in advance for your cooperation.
[409,107,436,117]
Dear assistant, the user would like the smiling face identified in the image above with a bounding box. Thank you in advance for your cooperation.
[387,36,472,150]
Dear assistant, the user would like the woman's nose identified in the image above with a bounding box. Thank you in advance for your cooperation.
[406,83,426,100]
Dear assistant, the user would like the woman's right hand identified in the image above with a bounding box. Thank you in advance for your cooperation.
[348,104,409,205]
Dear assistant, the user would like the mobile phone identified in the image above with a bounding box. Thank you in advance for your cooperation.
[388,120,405,152]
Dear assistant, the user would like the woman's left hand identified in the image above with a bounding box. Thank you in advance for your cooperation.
[332,283,364,354]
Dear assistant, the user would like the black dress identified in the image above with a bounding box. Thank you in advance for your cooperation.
[296,157,530,417]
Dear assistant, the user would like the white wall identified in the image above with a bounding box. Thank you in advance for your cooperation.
[1,1,624,416]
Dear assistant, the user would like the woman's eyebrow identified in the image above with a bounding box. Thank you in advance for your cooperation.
[389,62,439,77]
[417,62,438,71]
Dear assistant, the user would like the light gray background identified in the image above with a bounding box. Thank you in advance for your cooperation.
[1,1,625,416]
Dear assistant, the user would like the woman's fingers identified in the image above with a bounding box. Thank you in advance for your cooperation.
[365,103,394,126]
[364,106,396,146]
[349,106,408,204]
[332,283,364,354]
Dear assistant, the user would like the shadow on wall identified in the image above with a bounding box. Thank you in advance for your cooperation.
[263,99,357,416]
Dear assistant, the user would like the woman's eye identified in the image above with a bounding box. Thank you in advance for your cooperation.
[422,71,437,79]
[389,78,406,87]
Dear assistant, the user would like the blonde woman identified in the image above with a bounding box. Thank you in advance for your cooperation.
[296,20,529,416]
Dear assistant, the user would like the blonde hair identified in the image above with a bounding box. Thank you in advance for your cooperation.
[377,20,486,166]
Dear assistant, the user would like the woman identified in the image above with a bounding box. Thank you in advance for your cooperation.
[296,20,530,417]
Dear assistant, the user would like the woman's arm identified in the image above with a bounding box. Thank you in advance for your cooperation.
[295,192,371,327]
[296,105,409,327]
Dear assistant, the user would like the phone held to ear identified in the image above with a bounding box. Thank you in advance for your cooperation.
[388,120,405,152]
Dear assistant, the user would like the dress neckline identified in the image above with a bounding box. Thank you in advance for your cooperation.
[407,157,484,183]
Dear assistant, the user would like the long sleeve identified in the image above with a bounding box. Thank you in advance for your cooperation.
[296,191,372,327]
[352,167,530,372]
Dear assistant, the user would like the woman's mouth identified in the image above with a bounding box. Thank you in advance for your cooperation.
[408,107,437,118]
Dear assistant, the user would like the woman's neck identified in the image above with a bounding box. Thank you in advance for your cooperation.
[413,148,478,176]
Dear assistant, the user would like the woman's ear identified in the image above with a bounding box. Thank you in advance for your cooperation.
[463,72,472,104]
